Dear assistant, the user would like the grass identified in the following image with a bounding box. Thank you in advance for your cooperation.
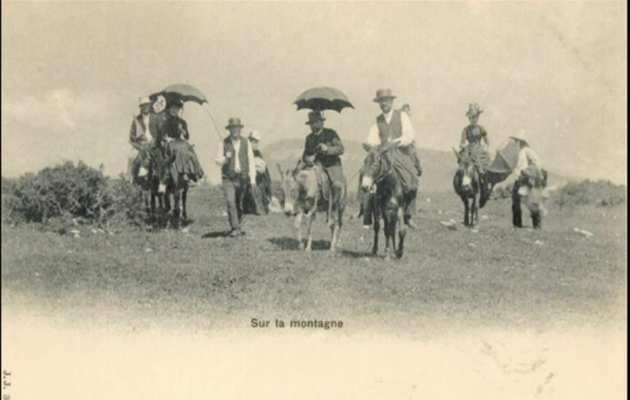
[1,186,626,335]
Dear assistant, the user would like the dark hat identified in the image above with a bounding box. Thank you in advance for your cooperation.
[305,110,326,125]
[373,88,397,102]
[168,98,184,108]
[225,117,244,129]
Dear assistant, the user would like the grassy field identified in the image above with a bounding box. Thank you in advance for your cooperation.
[2,185,626,336]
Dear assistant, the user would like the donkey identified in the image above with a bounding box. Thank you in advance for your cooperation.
[153,146,189,229]
[134,147,168,222]
[453,149,482,227]
[278,164,345,252]
[360,146,407,259]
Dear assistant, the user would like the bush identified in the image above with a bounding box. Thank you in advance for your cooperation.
[555,180,627,207]
[3,161,109,224]
[2,162,148,229]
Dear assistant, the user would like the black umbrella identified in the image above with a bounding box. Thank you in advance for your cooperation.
[150,83,208,105]
[294,87,354,112]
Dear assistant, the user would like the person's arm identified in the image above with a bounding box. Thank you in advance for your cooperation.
[366,124,380,147]
[320,130,344,156]
[129,118,145,151]
[513,149,528,178]
[527,147,543,169]
[481,126,489,147]
[459,128,468,149]
[247,141,257,185]
[179,119,190,140]
[215,143,227,166]
[396,112,416,146]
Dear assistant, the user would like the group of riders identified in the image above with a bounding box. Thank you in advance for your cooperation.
[128,89,548,236]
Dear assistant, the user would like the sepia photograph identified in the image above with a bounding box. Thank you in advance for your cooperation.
[1,1,627,399]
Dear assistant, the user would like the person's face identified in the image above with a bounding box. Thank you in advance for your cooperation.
[378,98,394,114]
[250,138,259,150]
[468,114,479,125]
[140,103,152,115]
[169,106,181,117]
[229,126,242,139]
[309,119,324,133]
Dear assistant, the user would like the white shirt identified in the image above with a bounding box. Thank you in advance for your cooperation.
[215,137,257,184]
[366,109,416,147]
[142,114,153,143]
[514,147,543,178]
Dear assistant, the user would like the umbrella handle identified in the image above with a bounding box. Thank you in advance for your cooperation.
[204,107,226,142]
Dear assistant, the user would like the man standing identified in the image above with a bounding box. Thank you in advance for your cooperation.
[215,118,257,237]
[296,110,345,211]
[128,96,163,181]
[510,133,547,228]
[364,88,419,229]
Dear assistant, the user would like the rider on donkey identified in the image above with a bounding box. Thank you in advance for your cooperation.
[128,96,164,183]
[362,89,421,230]
[510,132,548,228]
[459,103,491,205]
[294,110,345,214]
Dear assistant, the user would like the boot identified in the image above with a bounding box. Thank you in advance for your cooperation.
[512,204,523,228]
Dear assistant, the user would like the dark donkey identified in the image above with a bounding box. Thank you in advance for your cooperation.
[153,145,189,229]
[360,145,408,259]
[134,146,169,222]
[452,149,482,227]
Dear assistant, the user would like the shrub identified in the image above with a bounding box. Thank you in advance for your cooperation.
[554,180,627,207]
[2,162,148,229]
[3,161,109,224]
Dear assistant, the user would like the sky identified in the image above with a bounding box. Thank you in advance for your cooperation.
[2,1,627,184]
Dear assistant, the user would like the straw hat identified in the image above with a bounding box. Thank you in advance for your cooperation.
[138,96,152,106]
[249,130,262,141]
[465,103,483,117]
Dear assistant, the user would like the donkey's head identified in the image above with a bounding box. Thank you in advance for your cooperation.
[153,149,176,194]
[361,144,393,190]
[454,148,477,190]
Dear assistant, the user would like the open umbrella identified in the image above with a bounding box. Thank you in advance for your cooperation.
[150,83,208,105]
[294,86,354,112]
[487,138,520,184]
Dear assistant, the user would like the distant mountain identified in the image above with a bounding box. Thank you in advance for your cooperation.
[263,139,576,193]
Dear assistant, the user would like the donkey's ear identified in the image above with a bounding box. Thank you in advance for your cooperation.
[362,142,372,152]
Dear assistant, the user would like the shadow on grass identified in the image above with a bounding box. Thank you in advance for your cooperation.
[201,230,231,239]
[339,249,373,259]
[268,237,332,251]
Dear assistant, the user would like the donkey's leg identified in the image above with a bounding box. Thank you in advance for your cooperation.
[372,217,380,255]
[172,189,181,229]
[182,185,188,221]
[471,195,477,227]
[463,197,470,226]
[396,206,406,259]
[384,216,393,260]
[295,212,304,250]
[306,210,316,252]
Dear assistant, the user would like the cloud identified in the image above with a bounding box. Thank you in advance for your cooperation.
[2,88,111,132]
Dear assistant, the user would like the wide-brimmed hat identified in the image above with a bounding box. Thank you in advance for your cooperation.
[305,110,326,125]
[225,117,244,129]
[138,96,152,106]
[510,130,528,145]
[249,130,262,141]
[465,103,483,117]
[373,88,397,102]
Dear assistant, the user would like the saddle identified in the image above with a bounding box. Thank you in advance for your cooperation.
[311,164,331,204]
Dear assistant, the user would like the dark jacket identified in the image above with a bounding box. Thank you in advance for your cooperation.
[160,115,190,140]
[301,128,344,169]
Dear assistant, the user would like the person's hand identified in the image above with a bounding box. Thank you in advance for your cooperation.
[304,155,316,166]
[318,143,328,153]
[225,151,232,159]
[215,156,227,166]
[250,178,256,186]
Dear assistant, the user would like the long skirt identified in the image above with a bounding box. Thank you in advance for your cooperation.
[166,139,204,181]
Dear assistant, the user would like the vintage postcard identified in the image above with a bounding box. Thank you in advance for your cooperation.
[1,1,626,399]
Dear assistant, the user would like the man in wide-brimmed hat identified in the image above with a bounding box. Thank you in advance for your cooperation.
[215,118,257,237]
[128,96,164,182]
[295,110,346,209]
[363,88,420,229]
[509,131,548,228]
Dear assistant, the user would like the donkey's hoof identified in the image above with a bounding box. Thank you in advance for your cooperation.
[305,247,312,252]
[395,250,404,259]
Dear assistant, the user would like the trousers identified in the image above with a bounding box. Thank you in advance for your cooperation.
[222,177,248,231]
